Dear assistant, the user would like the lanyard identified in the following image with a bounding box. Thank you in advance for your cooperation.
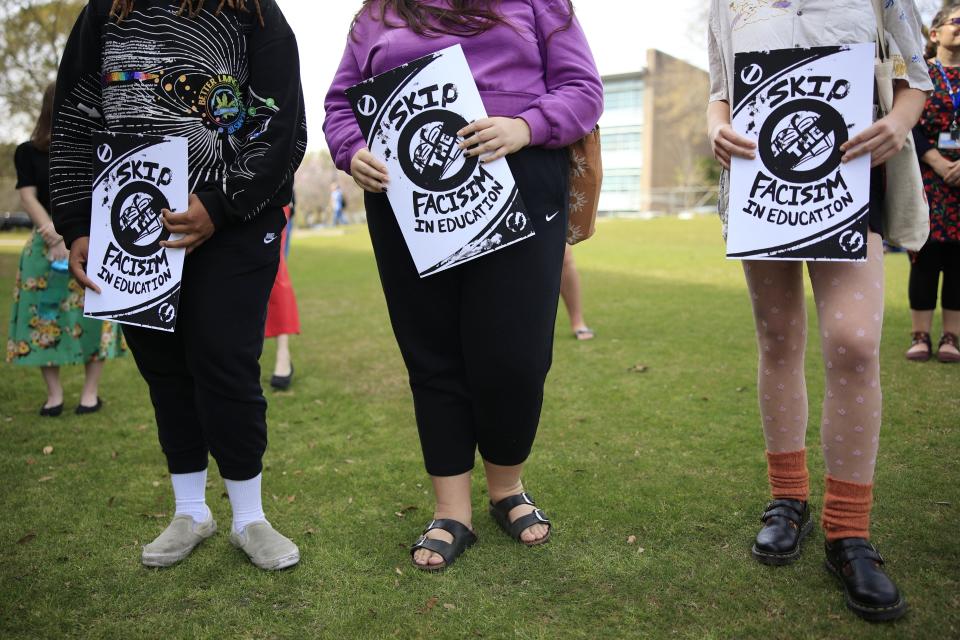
[935,60,960,115]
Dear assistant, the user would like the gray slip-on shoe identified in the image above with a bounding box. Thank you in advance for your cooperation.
[141,514,217,568]
[229,521,300,571]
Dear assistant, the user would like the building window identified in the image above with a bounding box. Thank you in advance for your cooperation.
[602,171,642,193]
[603,78,644,112]
[601,128,643,152]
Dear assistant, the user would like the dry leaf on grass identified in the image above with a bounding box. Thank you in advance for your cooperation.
[627,364,649,373]
[38,475,54,482]
[420,596,438,613]
[394,567,403,576]
[42,446,53,455]
[627,535,637,544]
[26,457,35,465]
[286,495,296,504]
[442,603,456,611]
[17,532,36,544]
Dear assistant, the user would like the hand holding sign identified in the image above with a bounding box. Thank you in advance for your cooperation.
[160,194,215,254]
[68,236,101,294]
[351,147,389,193]
[458,117,531,163]
[710,122,756,170]
[841,88,928,168]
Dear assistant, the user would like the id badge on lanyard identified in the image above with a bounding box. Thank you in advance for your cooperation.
[936,61,960,150]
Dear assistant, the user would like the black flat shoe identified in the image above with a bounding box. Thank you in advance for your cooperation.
[270,364,294,390]
[39,403,63,417]
[824,538,907,622]
[75,398,102,415]
[409,518,477,572]
[751,499,814,565]
[489,492,552,546]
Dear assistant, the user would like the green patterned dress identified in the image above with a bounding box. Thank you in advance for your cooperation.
[6,232,126,367]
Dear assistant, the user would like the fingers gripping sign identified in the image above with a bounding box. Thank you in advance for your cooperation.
[160,194,215,254]
[458,117,531,164]
[68,236,101,294]
[350,147,390,193]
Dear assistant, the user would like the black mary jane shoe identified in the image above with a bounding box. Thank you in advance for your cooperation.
[39,403,63,418]
[489,492,552,546]
[270,364,294,391]
[75,398,102,415]
[824,538,907,623]
[409,518,477,572]
[751,499,814,566]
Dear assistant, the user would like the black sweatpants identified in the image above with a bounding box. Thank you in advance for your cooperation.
[366,147,569,477]
[909,241,960,311]
[123,207,285,481]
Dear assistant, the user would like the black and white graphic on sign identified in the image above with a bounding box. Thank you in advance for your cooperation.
[346,44,534,277]
[84,132,188,331]
[726,44,874,261]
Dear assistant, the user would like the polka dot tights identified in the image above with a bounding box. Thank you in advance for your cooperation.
[743,232,885,485]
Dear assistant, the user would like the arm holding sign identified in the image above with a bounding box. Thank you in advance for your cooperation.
[50,4,107,251]
[705,12,755,171]
[193,1,307,232]
[514,0,603,149]
[841,84,928,168]
[323,22,389,193]
[706,101,756,171]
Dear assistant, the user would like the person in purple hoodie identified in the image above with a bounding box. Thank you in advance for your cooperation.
[324,0,602,571]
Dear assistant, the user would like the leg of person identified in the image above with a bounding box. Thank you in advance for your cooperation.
[123,325,215,567]
[77,358,104,411]
[809,231,906,622]
[273,334,292,379]
[461,147,568,546]
[39,366,63,415]
[906,243,939,360]
[180,208,298,571]
[365,192,478,570]
[560,244,592,339]
[741,260,812,565]
[937,242,960,362]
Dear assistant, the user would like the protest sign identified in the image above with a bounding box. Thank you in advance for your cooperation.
[84,132,188,331]
[346,44,534,277]
[727,43,874,261]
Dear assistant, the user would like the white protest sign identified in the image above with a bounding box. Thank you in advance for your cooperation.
[727,43,874,261]
[346,44,534,277]
[84,132,187,331]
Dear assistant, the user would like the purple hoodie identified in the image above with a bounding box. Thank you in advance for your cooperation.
[323,0,603,173]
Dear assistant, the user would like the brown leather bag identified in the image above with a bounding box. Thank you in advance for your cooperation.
[566,126,603,245]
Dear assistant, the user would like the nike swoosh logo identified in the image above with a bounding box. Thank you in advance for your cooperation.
[545,210,560,222]
[263,233,278,244]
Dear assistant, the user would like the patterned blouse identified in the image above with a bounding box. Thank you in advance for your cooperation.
[914,61,960,244]
[707,0,934,226]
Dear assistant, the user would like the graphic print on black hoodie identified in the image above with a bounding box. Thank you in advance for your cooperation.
[51,0,307,248]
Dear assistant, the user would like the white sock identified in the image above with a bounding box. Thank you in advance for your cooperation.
[171,470,210,523]
[224,473,267,534]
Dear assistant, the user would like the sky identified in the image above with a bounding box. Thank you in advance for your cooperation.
[283,0,708,151]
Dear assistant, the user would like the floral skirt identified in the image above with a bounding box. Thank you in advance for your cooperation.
[6,232,125,367]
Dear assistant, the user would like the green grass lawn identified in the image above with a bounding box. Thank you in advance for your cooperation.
[0,217,957,639]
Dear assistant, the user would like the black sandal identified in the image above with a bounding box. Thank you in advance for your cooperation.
[409,519,477,572]
[489,492,552,546]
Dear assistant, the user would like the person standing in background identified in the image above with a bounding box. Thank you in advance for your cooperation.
[7,82,124,416]
[267,202,300,390]
[330,183,347,226]
[908,4,960,363]
[560,245,594,340]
